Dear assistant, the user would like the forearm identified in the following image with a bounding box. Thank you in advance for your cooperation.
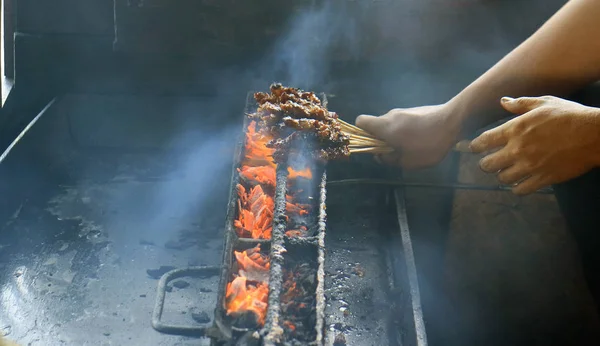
[447,0,600,136]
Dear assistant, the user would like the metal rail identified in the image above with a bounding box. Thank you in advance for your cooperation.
[327,178,554,195]
[393,188,428,346]
[0,98,57,164]
[152,266,221,337]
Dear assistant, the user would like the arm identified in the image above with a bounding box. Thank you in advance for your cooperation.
[449,0,600,135]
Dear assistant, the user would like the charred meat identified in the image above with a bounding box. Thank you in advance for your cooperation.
[249,84,350,163]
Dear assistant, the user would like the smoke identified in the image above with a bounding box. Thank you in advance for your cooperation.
[254,0,360,91]
[139,124,239,243]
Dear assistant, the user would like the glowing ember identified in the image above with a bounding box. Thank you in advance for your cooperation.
[285,226,308,237]
[225,245,270,325]
[288,167,313,180]
[234,185,273,239]
[280,264,317,340]
[227,114,316,328]
[243,122,276,167]
[225,276,269,326]
[235,246,271,283]
[238,166,276,187]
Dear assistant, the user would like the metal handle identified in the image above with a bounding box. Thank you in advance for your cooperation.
[152,266,221,337]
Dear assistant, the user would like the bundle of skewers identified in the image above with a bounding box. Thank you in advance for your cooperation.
[336,118,395,155]
[248,83,474,164]
[250,83,397,163]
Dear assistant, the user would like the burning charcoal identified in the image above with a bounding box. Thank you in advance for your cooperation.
[281,263,318,342]
[226,246,270,327]
[190,309,211,324]
[333,333,347,346]
[230,310,262,329]
[234,185,274,239]
[146,266,176,279]
[172,280,190,289]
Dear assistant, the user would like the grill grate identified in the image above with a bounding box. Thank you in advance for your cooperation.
[214,92,328,345]
[150,91,427,346]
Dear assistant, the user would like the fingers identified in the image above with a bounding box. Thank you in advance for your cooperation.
[496,165,529,185]
[355,114,389,137]
[500,96,545,114]
[479,148,514,173]
[470,127,508,153]
[512,174,549,195]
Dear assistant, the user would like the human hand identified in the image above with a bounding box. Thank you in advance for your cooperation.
[470,96,600,195]
[355,104,462,169]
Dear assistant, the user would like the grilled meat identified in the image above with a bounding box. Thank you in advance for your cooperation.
[250,84,350,163]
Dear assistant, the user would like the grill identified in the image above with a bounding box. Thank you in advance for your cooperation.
[150,92,428,346]
[0,92,428,346]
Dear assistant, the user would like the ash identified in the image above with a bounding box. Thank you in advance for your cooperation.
[281,261,318,343]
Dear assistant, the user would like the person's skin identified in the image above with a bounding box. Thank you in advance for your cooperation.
[355,0,600,195]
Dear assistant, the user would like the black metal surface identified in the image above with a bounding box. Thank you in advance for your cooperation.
[152,266,221,337]
[0,91,428,346]
[209,97,257,345]
[0,95,230,345]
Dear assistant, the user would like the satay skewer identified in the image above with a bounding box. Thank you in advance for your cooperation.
[338,119,371,137]
[349,147,395,154]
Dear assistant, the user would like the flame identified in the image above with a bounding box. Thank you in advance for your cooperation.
[234,184,273,239]
[235,246,271,275]
[227,117,316,327]
[226,245,270,325]
[226,276,269,326]
[239,166,276,187]
[244,122,276,167]
[288,167,313,180]
[286,200,310,216]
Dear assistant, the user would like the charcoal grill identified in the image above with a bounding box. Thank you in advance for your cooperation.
[0,92,433,346]
[147,92,428,346]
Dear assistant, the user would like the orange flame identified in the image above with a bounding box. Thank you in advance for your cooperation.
[288,167,313,180]
[239,166,276,187]
[225,276,269,325]
[227,116,316,327]
[234,185,273,239]
[235,246,271,274]
[243,122,276,167]
[226,245,270,325]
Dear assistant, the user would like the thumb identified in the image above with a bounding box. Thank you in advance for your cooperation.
[355,114,389,137]
[500,96,543,115]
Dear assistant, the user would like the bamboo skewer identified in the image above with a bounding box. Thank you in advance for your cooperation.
[339,119,475,155]
[338,118,371,137]
[349,147,395,154]
[336,118,396,155]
